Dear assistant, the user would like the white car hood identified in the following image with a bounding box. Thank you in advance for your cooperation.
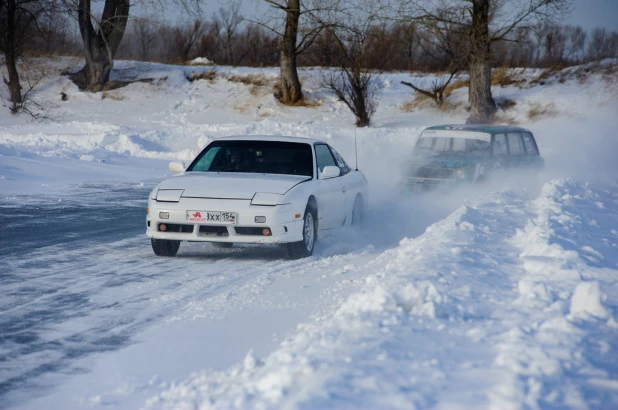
[158,172,310,199]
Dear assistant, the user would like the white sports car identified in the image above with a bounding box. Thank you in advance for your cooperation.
[146,136,368,258]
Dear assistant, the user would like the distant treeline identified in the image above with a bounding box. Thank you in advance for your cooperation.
[28,13,618,70]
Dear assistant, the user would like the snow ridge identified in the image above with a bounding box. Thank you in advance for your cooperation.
[146,180,618,410]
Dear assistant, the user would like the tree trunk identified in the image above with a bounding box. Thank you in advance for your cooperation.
[73,0,130,92]
[278,0,303,105]
[467,0,496,124]
[3,0,22,112]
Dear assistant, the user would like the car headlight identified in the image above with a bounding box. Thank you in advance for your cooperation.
[453,168,466,179]
[251,192,283,206]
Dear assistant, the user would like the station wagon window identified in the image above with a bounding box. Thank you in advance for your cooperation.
[507,133,524,155]
[329,146,351,176]
[522,133,539,155]
[433,137,451,151]
[315,144,338,175]
[493,134,508,155]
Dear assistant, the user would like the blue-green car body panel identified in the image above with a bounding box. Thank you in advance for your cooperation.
[404,124,544,191]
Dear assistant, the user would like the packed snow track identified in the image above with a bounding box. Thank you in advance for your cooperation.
[0,181,447,409]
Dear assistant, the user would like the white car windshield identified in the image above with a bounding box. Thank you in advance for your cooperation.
[187,140,314,176]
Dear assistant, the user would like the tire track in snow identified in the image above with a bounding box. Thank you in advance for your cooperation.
[0,223,387,409]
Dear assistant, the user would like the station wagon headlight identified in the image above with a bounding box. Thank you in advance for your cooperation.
[454,168,466,179]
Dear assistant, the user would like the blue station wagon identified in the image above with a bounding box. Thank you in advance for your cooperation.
[403,124,544,191]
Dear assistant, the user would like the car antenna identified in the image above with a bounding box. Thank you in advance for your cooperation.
[354,127,359,171]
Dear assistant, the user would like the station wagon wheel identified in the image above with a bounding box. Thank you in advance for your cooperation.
[151,238,180,257]
[286,206,316,259]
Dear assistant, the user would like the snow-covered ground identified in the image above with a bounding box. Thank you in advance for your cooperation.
[1,58,617,409]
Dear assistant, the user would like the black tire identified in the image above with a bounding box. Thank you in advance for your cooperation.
[151,238,180,257]
[212,242,233,249]
[286,206,316,259]
[351,195,364,229]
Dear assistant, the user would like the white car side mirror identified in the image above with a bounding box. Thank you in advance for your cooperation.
[169,161,185,173]
[321,165,341,179]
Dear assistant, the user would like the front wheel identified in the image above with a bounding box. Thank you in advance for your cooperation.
[151,238,180,257]
[286,207,316,259]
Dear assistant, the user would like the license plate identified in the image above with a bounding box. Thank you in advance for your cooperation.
[186,211,236,225]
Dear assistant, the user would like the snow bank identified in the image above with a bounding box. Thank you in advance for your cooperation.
[146,180,618,410]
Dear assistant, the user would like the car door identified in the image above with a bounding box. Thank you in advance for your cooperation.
[314,144,346,230]
[506,132,527,168]
[328,145,355,221]
[492,133,509,171]
[521,132,544,169]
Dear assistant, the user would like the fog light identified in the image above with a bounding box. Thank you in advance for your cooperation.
[255,216,266,223]
[159,224,167,231]
[159,211,170,219]
[263,228,271,236]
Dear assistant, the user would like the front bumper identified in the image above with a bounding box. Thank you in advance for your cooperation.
[146,197,303,244]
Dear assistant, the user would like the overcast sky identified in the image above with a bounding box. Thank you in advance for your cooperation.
[160,0,618,32]
[566,0,618,31]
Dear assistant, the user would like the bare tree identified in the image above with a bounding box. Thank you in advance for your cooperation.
[401,70,458,106]
[63,0,130,91]
[173,19,205,62]
[212,2,244,65]
[132,16,159,61]
[399,19,466,105]
[65,0,208,90]
[255,0,328,104]
[0,0,52,113]
[398,0,573,123]
[317,1,384,127]
[587,28,618,61]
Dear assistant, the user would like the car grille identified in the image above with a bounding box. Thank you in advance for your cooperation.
[409,165,455,179]
[199,225,229,237]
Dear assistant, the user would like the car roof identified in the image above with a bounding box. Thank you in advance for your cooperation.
[424,124,532,134]
[216,135,327,145]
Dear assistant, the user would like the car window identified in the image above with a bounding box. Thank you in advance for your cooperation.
[417,137,434,149]
[452,137,466,151]
[191,146,220,172]
[329,146,351,175]
[507,133,524,155]
[493,134,507,156]
[522,133,539,155]
[315,144,337,174]
[187,140,313,176]
[433,137,451,151]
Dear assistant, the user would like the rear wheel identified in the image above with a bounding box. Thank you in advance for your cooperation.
[212,242,233,249]
[151,238,180,257]
[286,207,316,259]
